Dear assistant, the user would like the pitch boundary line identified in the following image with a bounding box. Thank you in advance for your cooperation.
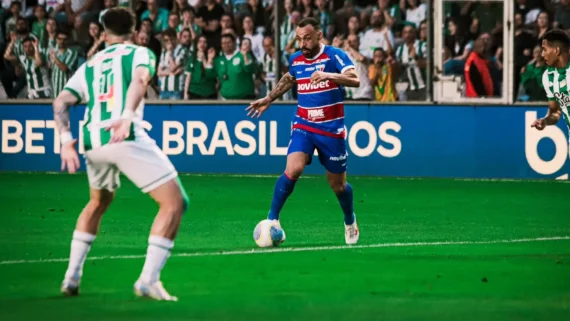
[0,236,569,266]
[4,172,569,183]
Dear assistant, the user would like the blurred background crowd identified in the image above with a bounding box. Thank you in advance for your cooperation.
[0,0,564,102]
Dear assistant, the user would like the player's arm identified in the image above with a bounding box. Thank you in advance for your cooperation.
[323,68,360,88]
[53,89,80,173]
[532,100,562,130]
[246,72,296,118]
[267,72,296,102]
[53,89,78,136]
[124,66,152,116]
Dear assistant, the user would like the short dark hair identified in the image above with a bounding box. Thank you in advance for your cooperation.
[298,17,321,30]
[22,37,34,44]
[101,7,136,37]
[162,28,177,40]
[542,29,570,50]
[221,32,236,43]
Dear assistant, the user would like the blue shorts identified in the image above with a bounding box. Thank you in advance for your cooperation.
[287,128,348,174]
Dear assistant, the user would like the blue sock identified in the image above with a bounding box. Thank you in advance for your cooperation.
[337,183,355,225]
[267,173,297,221]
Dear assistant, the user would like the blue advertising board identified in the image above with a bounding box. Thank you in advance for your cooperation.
[0,103,568,179]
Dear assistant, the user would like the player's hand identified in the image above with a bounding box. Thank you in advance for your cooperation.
[105,119,133,144]
[310,71,329,84]
[61,139,80,174]
[531,118,546,131]
[246,96,271,118]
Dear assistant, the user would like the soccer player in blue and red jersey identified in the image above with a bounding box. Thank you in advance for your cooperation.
[246,17,361,245]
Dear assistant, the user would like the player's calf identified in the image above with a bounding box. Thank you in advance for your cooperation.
[268,152,308,221]
[135,178,188,301]
[326,172,359,244]
[62,189,115,296]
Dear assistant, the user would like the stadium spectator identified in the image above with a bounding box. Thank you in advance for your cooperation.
[5,1,22,36]
[280,0,295,51]
[464,37,493,98]
[359,9,395,59]
[86,21,105,59]
[344,15,363,39]
[178,28,192,50]
[443,17,472,76]
[369,47,397,102]
[168,11,180,30]
[184,34,217,99]
[553,0,570,30]
[141,0,169,34]
[196,0,224,49]
[394,22,425,100]
[172,0,193,17]
[260,35,276,96]
[534,11,551,46]
[32,5,48,41]
[39,0,66,17]
[242,15,263,60]
[158,28,188,100]
[404,0,426,28]
[514,12,535,95]
[344,34,373,100]
[58,0,97,27]
[99,0,119,23]
[315,0,333,40]
[518,45,547,101]
[5,37,51,99]
[140,18,162,60]
[49,30,77,98]
[178,7,200,41]
[214,33,256,99]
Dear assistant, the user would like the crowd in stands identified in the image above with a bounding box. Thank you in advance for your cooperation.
[0,0,565,102]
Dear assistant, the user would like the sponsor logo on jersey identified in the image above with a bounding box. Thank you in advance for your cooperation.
[554,92,570,107]
[292,58,330,66]
[297,80,331,91]
[307,108,325,120]
[305,67,315,71]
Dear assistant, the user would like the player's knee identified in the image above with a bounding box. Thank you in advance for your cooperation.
[285,163,305,180]
[330,181,346,194]
[88,191,114,214]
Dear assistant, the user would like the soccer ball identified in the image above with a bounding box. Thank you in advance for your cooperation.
[253,219,286,248]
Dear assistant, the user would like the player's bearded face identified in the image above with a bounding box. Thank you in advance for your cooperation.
[297,26,322,58]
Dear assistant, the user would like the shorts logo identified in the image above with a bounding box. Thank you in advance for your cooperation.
[307,108,325,120]
[329,152,348,162]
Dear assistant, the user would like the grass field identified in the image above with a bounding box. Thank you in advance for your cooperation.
[0,172,569,321]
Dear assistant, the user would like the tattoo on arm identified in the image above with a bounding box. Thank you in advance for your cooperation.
[53,91,77,133]
[268,72,296,102]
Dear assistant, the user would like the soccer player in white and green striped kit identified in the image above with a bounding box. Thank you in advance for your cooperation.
[49,31,77,98]
[53,8,189,301]
[532,29,570,136]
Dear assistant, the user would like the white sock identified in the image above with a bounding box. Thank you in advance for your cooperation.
[139,235,174,284]
[64,231,96,282]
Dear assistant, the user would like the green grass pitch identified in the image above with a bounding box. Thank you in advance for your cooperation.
[0,172,569,321]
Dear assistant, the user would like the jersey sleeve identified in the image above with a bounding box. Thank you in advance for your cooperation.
[185,53,194,74]
[333,48,355,74]
[133,46,157,79]
[63,64,86,102]
[542,70,556,101]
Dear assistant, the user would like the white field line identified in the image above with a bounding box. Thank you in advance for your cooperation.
[0,236,569,266]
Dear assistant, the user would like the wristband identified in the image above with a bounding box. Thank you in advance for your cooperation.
[122,109,135,120]
[60,131,73,145]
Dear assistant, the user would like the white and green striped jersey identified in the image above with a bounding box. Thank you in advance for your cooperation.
[18,53,51,92]
[12,34,39,57]
[62,43,157,151]
[51,48,78,98]
[158,45,189,93]
[542,63,570,132]
[261,52,276,92]
[395,40,426,91]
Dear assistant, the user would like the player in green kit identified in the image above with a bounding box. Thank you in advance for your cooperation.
[52,8,189,301]
[532,29,570,133]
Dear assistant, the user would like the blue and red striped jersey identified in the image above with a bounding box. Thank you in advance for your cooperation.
[288,45,355,138]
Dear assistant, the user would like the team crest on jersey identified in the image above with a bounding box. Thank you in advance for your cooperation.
[316,64,325,72]
[233,57,241,66]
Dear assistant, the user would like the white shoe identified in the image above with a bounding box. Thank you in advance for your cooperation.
[344,215,359,245]
[61,278,79,296]
[134,279,178,301]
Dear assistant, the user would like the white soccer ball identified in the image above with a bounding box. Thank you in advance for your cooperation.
[253,219,286,248]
